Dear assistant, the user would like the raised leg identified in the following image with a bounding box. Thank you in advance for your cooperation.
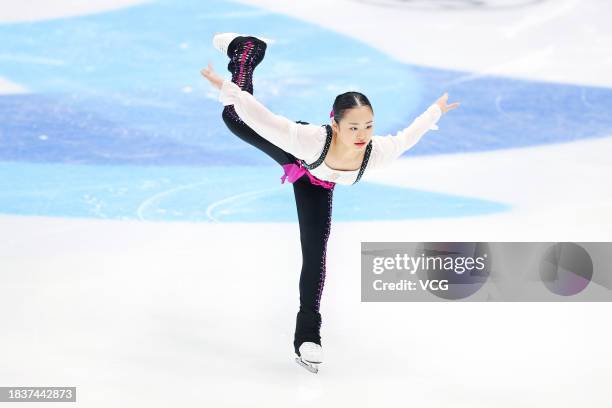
[220,36,294,166]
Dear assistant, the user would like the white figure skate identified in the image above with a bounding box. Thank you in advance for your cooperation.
[295,342,323,374]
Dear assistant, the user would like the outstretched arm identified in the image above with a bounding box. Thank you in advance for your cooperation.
[200,62,324,161]
[369,93,459,169]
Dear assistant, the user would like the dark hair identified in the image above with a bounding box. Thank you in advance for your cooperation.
[330,92,373,123]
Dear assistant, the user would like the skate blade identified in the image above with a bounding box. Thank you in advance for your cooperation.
[295,357,319,374]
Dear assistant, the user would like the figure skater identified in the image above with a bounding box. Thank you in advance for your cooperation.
[200,33,459,373]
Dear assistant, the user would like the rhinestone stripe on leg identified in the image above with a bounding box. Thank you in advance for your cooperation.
[314,184,334,321]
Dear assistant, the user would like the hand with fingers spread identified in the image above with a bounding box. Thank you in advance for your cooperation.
[435,92,460,114]
[200,61,224,90]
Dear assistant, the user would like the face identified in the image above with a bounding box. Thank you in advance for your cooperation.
[331,106,374,151]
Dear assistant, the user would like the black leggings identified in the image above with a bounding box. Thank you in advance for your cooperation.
[220,36,335,355]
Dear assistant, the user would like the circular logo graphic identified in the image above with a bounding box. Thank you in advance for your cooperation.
[539,243,593,296]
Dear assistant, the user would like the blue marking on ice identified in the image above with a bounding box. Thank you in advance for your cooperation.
[0,161,509,222]
[3,0,605,221]
[1,0,611,166]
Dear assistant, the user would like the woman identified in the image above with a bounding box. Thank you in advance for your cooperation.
[200,33,459,373]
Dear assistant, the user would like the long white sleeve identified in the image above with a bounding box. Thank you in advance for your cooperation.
[368,103,442,169]
[218,79,324,162]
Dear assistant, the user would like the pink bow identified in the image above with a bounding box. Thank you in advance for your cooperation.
[280,161,335,189]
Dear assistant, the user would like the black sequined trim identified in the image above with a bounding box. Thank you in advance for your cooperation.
[300,124,332,170]
[353,141,372,185]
